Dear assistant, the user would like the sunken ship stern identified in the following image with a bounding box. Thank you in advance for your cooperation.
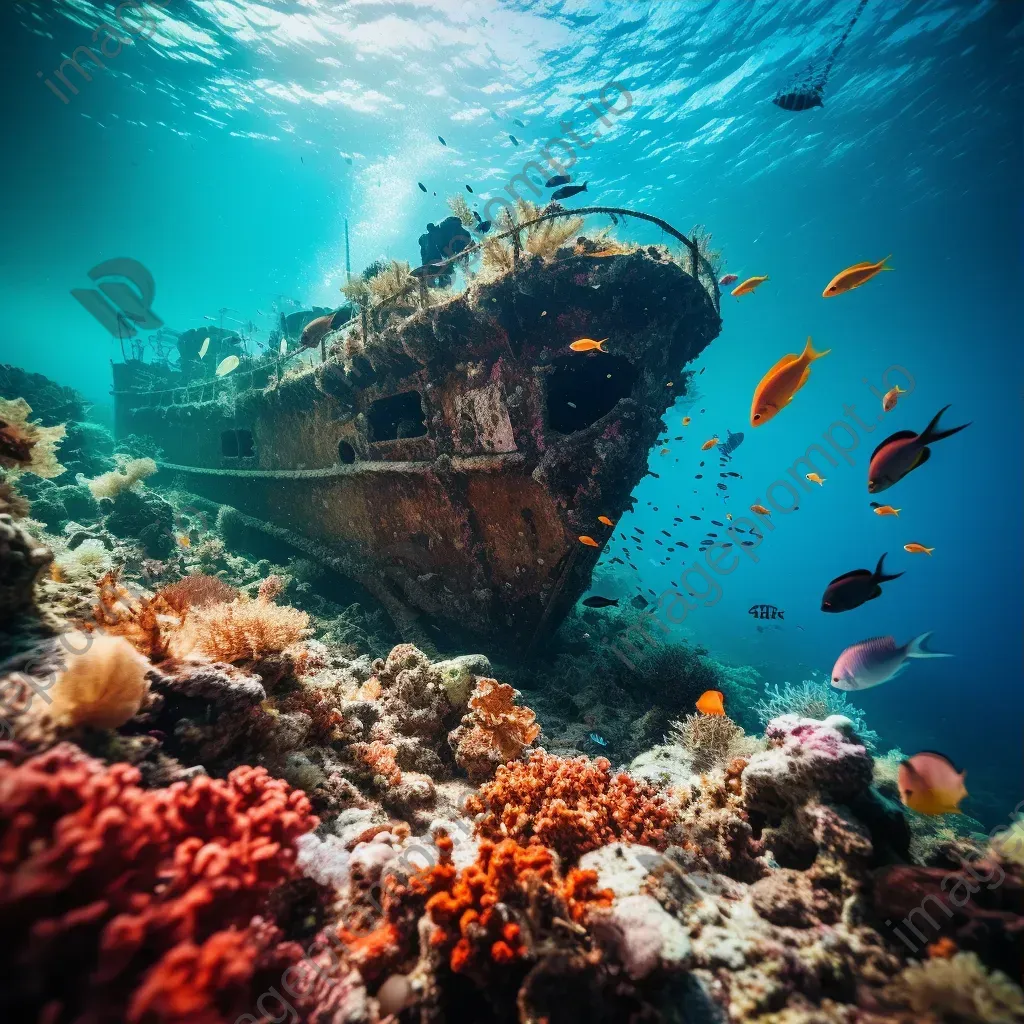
[116,248,720,649]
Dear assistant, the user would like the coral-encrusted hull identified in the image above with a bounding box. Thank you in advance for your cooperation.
[118,249,720,647]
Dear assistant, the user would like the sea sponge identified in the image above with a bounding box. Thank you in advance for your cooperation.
[447,677,539,781]
[888,951,1024,1020]
[54,538,112,582]
[158,573,239,612]
[467,750,676,863]
[48,632,150,729]
[0,477,29,518]
[84,456,157,499]
[0,396,66,478]
[990,816,1024,868]
[170,595,312,663]
[668,712,759,774]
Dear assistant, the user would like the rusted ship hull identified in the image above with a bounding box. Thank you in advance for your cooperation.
[115,244,720,648]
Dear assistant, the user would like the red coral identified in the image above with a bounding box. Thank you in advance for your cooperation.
[466,750,676,864]
[351,740,402,788]
[0,743,318,1022]
[410,833,611,977]
[448,678,540,782]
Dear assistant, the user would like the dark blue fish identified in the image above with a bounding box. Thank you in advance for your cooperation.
[418,182,427,192]
[749,604,784,620]
[773,86,823,112]
[509,134,519,146]
[466,184,474,193]
[551,183,587,201]
[718,428,745,461]
[513,118,526,128]
[546,174,571,188]
[438,135,447,145]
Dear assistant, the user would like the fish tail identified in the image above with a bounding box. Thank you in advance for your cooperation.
[921,405,971,444]
[906,631,953,659]
[597,338,609,352]
[879,254,894,270]
[874,551,904,584]
[893,508,900,516]
[803,336,831,361]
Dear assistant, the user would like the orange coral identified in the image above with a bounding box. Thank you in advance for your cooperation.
[448,677,540,782]
[159,574,239,612]
[410,832,612,976]
[466,750,676,864]
[351,740,402,787]
[927,936,958,959]
[92,568,179,660]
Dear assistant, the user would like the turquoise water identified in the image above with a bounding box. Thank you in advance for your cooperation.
[2,1,1021,815]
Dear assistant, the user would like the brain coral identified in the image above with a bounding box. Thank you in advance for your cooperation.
[466,750,676,863]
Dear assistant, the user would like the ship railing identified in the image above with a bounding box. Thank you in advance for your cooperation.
[112,357,280,409]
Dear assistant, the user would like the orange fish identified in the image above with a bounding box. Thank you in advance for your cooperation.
[898,751,967,815]
[731,275,768,297]
[597,516,615,527]
[682,416,691,426]
[904,542,934,556]
[873,505,900,517]
[882,384,907,413]
[695,689,725,716]
[805,472,826,486]
[823,255,893,297]
[750,336,830,427]
[569,338,608,353]
[659,447,671,456]
[177,533,191,548]
[701,437,719,451]
[750,504,771,516]
[578,535,600,548]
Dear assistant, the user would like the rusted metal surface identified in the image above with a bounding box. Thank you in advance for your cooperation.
[117,244,721,649]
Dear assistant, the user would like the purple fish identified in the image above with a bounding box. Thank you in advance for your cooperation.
[868,405,970,493]
[821,552,903,612]
[831,632,952,691]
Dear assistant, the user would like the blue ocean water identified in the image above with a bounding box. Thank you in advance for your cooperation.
[1,1,1020,817]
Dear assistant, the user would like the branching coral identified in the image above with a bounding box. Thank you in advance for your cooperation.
[84,455,157,499]
[668,712,759,774]
[172,594,312,663]
[467,750,676,864]
[888,951,1024,1020]
[0,396,66,478]
[48,632,151,729]
[158,573,239,612]
[411,832,612,978]
[446,193,475,228]
[448,676,539,781]
[754,679,880,749]
[0,744,318,1023]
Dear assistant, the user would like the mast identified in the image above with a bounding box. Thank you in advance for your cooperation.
[345,218,351,284]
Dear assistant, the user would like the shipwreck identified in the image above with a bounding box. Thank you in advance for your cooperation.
[112,208,722,649]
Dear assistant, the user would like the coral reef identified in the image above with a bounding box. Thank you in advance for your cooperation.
[885,951,1024,1020]
[0,396,66,478]
[467,750,676,863]
[84,455,158,499]
[754,679,881,749]
[447,676,539,781]
[668,711,761,774]
[0,513,53,648]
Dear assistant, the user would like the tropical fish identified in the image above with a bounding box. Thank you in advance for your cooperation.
[731,275,768,297]
[418,182,427,192]
[904,542,934,556]
[475,220,492,234]
[882,384,907,413]
[578,535,600,548]
[569,337,608,353]
[198,337,210,359]
[589,732,609,747]
[177,533,191,548]
[300,308,348,349]
[718,273,738,287]
[597,516,615,527]
[279,339,287,357]
[821,552,903,612]
[823,255,892,297]
[513,118,526,128]
[215,355,240,377]
[682,416,691,426]
[726,513,733,521]
[831,632,952,691]
[750,336,830,426]
[509,134,519,146]
[695,689,725,716]
[806,472,826,485]
[438,135,447,145]
[659,448,670,455]
[701,437,719,451]
[750,504,771,516]
[748,604,784,620]
[898,752,967,816]
[582,596,619,608]
[465,184,474,193]
[718,428,745,460]
[546,174,571,187]
[868,405,970,493]
[872,504,900,517]
[551,183,588,201]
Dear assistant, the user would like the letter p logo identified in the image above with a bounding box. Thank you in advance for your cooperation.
[72,257,163,338]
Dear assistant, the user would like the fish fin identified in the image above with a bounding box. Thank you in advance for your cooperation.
[830,568,873,583]
[765,353,797,377]
[874,551,904,584]
[906,631,952,659]
[878,254,894,270]
[871,430,917,460]
[868,585,883,600]
[910,447,932,471]
[802,336,831,362]
[777,610,784,619]
[920,405,971,444]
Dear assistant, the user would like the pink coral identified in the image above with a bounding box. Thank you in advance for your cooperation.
[0,743,318,1022]
[466,750,676,863]
[448,677,539,782]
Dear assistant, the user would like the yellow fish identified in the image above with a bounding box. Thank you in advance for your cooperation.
[177,533,192,548]
[569,338,608,353]
[898,752,967,816]
[750,336,830,427]
[701,437,719,451]
[873,505,900,517]
[682,416,691,426]
[216,355,240,377]
[805,472,826,486]
[731,275,769,297]
[198,337,210,359]
[823,255,893,297]
[578,535,600,548]
[725,513,733,521]
[597,516,615,527]
[904,542,934,556]
[882,384,907,412]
